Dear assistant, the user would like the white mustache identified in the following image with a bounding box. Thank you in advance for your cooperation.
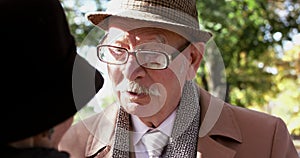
[115,80,161,96]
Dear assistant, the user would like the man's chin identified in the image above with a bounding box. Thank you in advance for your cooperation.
[122,102,161,117]
[122,102,144,115]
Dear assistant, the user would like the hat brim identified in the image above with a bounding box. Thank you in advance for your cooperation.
[86,10,213,43]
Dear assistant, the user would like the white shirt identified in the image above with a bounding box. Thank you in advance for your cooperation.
[130,110,177,158]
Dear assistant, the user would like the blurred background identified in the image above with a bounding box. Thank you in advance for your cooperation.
[59,0,300,152]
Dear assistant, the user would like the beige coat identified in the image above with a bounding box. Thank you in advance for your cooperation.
[59,88,298,158]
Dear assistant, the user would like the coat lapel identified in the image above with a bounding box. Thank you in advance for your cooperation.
[197,136,236,158]
[197,88,242,158]
[85,104,119,158]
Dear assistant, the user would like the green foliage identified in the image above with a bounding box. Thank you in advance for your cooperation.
[197,0,300,135]
[60,0,105,46]
[197,0,275,106]
[267,46,300,134]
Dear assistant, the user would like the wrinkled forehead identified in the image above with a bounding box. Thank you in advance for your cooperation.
[108,16,170,33]
[105,28,171,44]
[104,17,188,43]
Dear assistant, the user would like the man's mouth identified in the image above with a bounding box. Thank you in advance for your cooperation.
[127,90,148,97]
[123,90,149,104]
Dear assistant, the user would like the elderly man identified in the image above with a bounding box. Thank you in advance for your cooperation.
[59,0,298,158]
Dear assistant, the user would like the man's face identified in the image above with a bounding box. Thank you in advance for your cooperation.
[102,23,198,118]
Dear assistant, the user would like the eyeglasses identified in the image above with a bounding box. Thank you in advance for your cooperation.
[96,42,190,70]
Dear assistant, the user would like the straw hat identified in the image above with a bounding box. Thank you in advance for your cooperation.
[86,0,213,42]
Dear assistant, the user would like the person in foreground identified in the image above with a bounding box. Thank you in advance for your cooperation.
[0,0,104,157]
[59,0,298,157]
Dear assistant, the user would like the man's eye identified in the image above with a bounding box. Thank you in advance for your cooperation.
[145,62,163,67]
[109,48,126,55]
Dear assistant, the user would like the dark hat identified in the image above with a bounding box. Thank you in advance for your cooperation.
[0,0,104,143]
[86,0,213,42]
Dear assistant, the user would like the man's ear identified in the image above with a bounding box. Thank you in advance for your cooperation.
[186,42,205,80]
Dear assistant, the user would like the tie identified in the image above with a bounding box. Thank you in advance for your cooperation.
[141,130,169,158]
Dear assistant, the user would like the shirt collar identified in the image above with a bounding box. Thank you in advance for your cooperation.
[131,109,177,146]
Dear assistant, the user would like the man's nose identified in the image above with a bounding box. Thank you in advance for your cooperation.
[123,54,146,81]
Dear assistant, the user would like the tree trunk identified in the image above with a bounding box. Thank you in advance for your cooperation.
[204,40,228,101]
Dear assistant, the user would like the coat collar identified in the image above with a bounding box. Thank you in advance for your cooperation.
[197,87,242,158]
[85,104,119,157]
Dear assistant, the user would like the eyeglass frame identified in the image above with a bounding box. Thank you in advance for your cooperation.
[96,41,191,70]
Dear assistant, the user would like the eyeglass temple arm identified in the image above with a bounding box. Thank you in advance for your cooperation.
[170,42,191,60]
